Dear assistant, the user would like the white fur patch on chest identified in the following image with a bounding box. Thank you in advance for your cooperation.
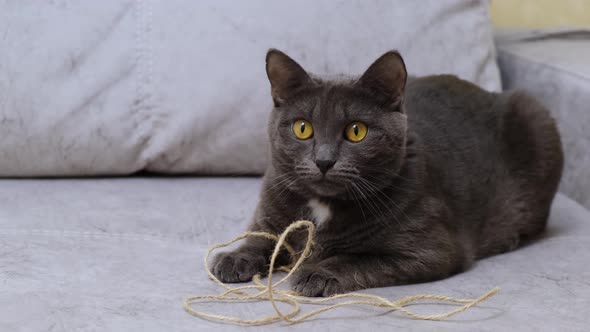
[307,199,332,227]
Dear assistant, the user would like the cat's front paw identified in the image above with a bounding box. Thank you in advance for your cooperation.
[290,265,344,297]
[211,250,267,283]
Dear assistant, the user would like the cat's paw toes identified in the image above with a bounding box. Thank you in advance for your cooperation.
[322,277,347,297]
[211,251,267,283]
[291,266,343,297]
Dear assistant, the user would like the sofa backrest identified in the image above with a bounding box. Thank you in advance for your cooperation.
[0,0,500,176]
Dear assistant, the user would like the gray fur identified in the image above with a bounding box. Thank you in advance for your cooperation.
[212,49,564,297]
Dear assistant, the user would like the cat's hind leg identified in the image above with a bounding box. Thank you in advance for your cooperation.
[477,91,563,258]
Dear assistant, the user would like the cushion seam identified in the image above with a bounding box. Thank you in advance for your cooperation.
[133,0,154,169]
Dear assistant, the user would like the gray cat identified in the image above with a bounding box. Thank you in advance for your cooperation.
[212,49,564,297]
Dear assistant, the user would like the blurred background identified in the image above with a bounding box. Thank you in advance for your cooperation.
[491,0,590,27]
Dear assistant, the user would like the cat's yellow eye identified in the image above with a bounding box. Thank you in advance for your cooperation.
[345,122,368,142]
[292,120,314,140]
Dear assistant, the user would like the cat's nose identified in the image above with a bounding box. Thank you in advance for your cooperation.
[315,159,336,174]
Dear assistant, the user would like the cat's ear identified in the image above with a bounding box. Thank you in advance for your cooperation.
[266,49,313,107]
[357,51,407,109]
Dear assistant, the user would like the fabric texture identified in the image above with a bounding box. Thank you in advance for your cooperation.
[0,0,500,176]
[495,28,590,208]
[0,178,589,331]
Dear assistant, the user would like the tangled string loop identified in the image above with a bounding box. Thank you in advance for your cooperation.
[184,220,499,325]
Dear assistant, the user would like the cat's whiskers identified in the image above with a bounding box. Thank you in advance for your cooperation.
[350,181,390,227]
[269,172,293,182]
[353,178,406,231]
[361,165,414,182]
[273,177,301,203]
[349,183,378,225]
[362,173,417,194]
[349,183,373,217]
[355,177,409,232]
[267,172,295,186]
[264,173,298,195]
[362,177,429,236]
[345,183,367,223]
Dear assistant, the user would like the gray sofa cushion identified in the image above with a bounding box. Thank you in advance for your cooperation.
[1,178,589,331]
[0,1,500,176]
[496,29,590,208]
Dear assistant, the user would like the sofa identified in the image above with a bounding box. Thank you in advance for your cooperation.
[1,1,589,331]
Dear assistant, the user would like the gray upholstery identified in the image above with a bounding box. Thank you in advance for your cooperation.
[496,29,590,208]
[1,178,589,331]
[0,0,500,176]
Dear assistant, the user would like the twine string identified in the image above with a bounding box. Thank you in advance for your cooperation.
[184,220,499,325]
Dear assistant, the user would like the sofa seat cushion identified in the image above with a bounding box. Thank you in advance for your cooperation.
[1,178,589,330]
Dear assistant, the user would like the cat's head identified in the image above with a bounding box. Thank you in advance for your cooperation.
[265,49,408,199]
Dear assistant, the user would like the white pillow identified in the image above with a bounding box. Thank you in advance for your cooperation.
[0,0,500,176]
